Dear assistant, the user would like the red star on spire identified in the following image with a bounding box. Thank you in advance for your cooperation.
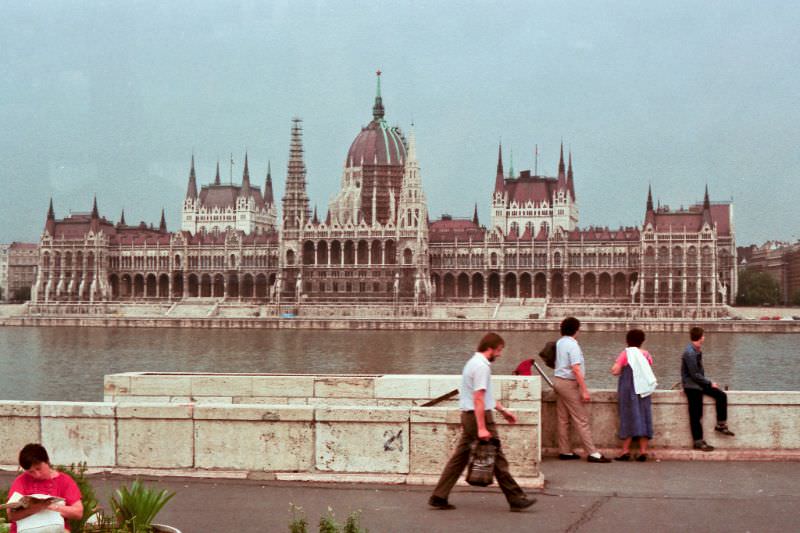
[376,69,381,76]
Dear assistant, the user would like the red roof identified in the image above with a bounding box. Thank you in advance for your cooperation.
[429,217,485,243]
[346,120,406,168]
[198,185,268,210]
[649,203,731,236]
[502,172,559,205]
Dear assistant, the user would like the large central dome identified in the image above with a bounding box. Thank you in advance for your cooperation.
[345,72,406,168]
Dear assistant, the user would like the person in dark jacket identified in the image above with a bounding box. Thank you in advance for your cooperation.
[681,327,735,451]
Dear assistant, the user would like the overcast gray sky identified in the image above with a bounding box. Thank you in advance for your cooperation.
[1,0,798,245]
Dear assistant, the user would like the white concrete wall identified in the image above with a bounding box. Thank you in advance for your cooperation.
[1,374,543,484]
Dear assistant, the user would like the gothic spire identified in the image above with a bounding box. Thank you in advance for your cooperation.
[702,185,713,227]
[241,152,251,196]
[214,160,221,186]
[264,161,274,205]
[91,196,99,219]
[567,150,575,199]
[119,208,126,226]
[313,205,319,225]
[372,70,385,121]
[159,208,167,232]
[186,155,198,199]
[557,142,566,188]
[282,117,311,229]
[47,198,55,220]
[494,143,505,192]
[473,203,479,226]
[703,184,711,210]
[646,185,654,212]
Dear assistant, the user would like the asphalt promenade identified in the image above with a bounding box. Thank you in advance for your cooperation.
[4,458,799,532]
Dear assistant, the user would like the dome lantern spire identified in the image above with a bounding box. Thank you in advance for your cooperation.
[372,70,385,121]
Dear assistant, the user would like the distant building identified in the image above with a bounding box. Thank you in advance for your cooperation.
[7,242,38,301]
[0,244,9,301]
[743,241,800,304]
[31,73,737,311]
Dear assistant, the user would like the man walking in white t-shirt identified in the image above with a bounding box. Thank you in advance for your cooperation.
[553,316,611,463]
[429,332,537,512]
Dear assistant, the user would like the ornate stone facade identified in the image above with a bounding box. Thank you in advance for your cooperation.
[32,73,736,311]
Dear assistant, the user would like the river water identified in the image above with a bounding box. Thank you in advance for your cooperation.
[0,327,798,401]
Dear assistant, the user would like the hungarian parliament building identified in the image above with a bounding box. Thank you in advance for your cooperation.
[31,75,737,312]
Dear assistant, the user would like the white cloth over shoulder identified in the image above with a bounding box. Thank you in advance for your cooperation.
[626,347,657,398]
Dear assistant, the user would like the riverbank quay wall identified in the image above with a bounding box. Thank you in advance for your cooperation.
[0,374,542,487]
[3,315,800,332]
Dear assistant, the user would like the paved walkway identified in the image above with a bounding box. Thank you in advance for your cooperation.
[3,459,799,532]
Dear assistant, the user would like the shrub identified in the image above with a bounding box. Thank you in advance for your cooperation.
[288,503,308,533]
[110,481,174,533]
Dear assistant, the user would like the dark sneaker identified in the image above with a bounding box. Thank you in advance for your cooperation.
[636,453,648,462]
[428,496,455,510]
[509,497,537,512]
[558,453,581,460]
[587,454,612,463]
[715,425,735,436]
[614,453,631,461]
[693,440,714,452]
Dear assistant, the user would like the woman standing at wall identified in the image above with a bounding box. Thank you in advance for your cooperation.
[611,329,657,461]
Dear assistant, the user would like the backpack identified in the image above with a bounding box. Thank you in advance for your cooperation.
[539,341,557,369]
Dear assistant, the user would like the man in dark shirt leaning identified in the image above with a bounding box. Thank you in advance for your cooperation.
[681,326,735,451]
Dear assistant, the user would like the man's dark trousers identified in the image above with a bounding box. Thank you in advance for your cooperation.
[685,387,728,441]
[432,411,526,503]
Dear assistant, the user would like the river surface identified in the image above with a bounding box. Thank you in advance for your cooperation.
[0,327,798,401]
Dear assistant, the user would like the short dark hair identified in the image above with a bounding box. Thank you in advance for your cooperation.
[19,443,49,470]
[477,332,505,352]
[690,327,704,342]
[626,329,646,347]
[560,316,581,336]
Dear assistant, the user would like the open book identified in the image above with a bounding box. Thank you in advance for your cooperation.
[1,493,65,510]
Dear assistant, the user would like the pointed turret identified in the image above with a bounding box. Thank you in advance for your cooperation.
[702,185,713,227]
[45,199,56,234]
[494,144,505,193]
[567,150,576,199]
[91,196,99,219]
[159,208,167,232]
[185,155,198,199]
[645,185,656,227]
[557,142,566,190]
[312,205,319,225]
[473,203,479,226]
[119,208,126,226]
[241,152,251,197]
[282,117,312,230]
[372,70,385,121]
[264,161,274,206]
[214,161,221,186]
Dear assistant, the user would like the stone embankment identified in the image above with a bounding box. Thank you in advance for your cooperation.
[1,373,798,490]
[3,314,800,332]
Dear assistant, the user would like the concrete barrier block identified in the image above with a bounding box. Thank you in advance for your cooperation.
[500,424,540,476]
[233,396,290,405]
[0,401,40,417]
[314,377,375,399]
[315,407,409,423]
[41,416,115,467]
[0,415,40,464]
[117,419,194,468]
[410,408,462,424]
[500,376,541,402]
[40,402,115,418]
[195,420,314,471]
[251,376,314,398]
[194,404,313,422]
[116,404,193,419]
[427,376,461,398]
[103,374,131,397]
[375,375,430,399]
[192,396,233,405]
[191,375,253,397]
[130,375,191,397]
[408,420,462,475]
[307,398,377,407]
[316,420,410,473]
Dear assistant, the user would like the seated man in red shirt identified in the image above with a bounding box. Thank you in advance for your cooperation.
[6,443,83,533]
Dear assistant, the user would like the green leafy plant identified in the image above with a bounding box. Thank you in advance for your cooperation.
[318,507,340,533]
[57,463,100,533]
[343,510,367,533]
[110,481,174,533]
[288,503,308,533]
